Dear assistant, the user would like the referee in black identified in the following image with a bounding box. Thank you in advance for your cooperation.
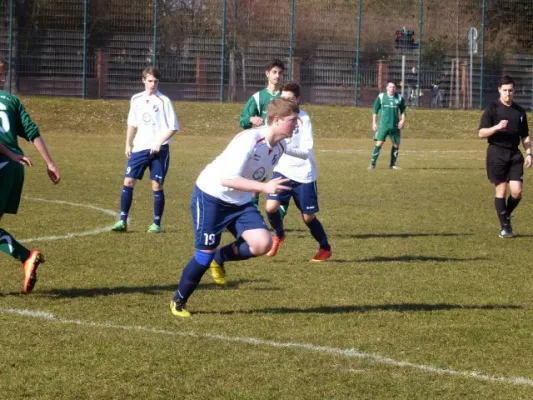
[479,75,532,238]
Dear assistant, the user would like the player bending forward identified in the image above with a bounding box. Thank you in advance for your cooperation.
[170,98,306,317]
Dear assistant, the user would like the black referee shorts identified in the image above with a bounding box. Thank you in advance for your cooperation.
[486,145,524,184]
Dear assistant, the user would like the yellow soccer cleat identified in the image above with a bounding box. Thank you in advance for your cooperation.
[210,259,226,287]
[170,300,191,318]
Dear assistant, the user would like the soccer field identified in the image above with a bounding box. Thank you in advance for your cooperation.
[1,99,533,399]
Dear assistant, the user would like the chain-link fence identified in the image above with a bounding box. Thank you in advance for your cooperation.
[0,0,532,109]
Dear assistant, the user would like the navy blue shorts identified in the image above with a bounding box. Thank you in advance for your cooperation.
[124,145,170,184]
[191,186,268,250]
[267,171,319,214]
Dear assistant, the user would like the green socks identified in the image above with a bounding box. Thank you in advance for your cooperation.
[390,147,399,167]
[0,228,30,262]
[370,145,382,166]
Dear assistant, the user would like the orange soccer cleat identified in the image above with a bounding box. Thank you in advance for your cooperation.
[22,250,45,294]
[266,234,286,258]
[310,248,332,263]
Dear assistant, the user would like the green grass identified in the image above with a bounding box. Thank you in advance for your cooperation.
[1,98,533,399]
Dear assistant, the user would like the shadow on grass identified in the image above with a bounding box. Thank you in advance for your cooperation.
[407,167,485,171]
[268,255,487,264]
[24,279,278,298]
[360,255,488,263]
[198,302,522,315]
[334,233,474,239]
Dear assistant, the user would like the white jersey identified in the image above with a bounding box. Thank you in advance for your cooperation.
[196,127,308,205]
[273,108,316,183]
[127,90,179,152]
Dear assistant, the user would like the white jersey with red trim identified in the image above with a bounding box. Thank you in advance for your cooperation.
[127,90,179,152]
[273,108,316,183]
[196,127,288,205]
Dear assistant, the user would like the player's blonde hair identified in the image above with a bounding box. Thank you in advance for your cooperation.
[266,98,299,126]
[142,67,161,80]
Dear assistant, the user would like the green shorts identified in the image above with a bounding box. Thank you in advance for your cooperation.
[0,159,24,216]
[374,128,401,144]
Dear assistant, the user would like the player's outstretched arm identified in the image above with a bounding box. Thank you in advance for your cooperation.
[372,113,379,132]
[285,143,310,159]
[125,125,136,158]
[240,97,260,129]
[523,136,532,168]
[151,129,178,155]
[398,113,406,129]
[32,136,60,184]
[221,176,290,195]
[0,144,33,166]
[263,177,291,194]
[479,120,507,139]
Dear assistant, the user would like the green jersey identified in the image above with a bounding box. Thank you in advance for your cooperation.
[373,92,406,130]
[0,90,40,163]
[239,88,280,129]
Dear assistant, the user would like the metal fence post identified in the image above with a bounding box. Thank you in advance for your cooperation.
[219,0,226,103]
[531,59,533,112]
[353,0,362,106]
[7,0,14,93]
[289,0,295,81]
[82,0,88,99]
[480,0,486,109]
[416,0,423,107]
[152,0,158,67]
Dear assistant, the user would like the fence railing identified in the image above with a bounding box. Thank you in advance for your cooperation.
[1,0,532,110]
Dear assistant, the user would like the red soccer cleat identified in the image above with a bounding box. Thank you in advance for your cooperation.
[266,234,286,258]
[310,248,332,263]
[22,250,45,294]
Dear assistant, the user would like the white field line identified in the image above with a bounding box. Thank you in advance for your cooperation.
[19,197,118,244]
[2,307,532,387]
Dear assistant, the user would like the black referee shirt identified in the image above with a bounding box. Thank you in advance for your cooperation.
[479,100,529,150]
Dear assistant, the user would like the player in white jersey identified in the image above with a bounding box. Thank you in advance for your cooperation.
[265,82,332,262]
[111,67,179,233]
[170,98,304,317]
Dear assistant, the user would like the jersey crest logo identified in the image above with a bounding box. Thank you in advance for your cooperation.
[252,167,266,181]
[142,112,152,124]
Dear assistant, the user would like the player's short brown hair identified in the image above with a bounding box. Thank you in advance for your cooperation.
[266,98,299,126]
[142,67,161,80]
[266,59,285,72]
[280,82,300,98]
[0,57,8,73]
[498,75,515,88]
